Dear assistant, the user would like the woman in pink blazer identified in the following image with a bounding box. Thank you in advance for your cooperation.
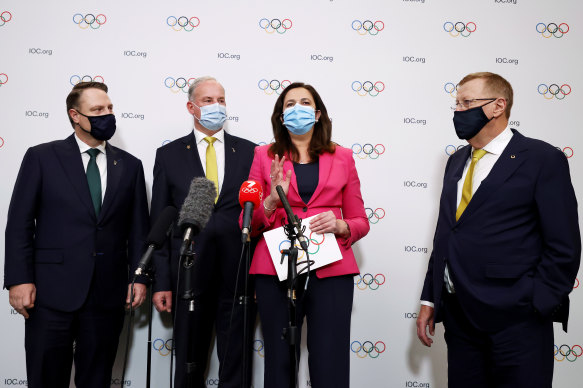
[246,82,369,387]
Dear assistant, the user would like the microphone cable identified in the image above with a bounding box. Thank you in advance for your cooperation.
[120,278,137,387]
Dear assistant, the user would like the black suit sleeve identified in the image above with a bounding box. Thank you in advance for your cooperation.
[4,148,42,288]
[127,159,150,284]
[150,148,173,292]
[532,149,581,317]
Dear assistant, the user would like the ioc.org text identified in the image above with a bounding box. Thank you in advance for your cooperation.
[405,382,430,388]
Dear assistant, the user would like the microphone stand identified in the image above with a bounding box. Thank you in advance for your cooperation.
[146,275,153,388]
[181,243,197,388]
[280,219,302,388]
[240,235,253,388]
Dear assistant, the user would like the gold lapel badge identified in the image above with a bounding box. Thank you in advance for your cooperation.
[510,155,516,159]
[114,160,118,165]
[187,145,191,149]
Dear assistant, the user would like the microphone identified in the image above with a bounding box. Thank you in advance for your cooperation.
[135,206,178,276]
[239,180,263,243]
[275,185,309,251]
[178,177,216,256]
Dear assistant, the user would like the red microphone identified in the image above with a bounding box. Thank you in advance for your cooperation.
[239,180,263,243]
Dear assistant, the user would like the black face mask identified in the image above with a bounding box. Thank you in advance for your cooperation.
[76,111,116,141]
[452,100,495,140]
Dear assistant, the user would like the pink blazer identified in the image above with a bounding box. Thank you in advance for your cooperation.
[245,144,369,278]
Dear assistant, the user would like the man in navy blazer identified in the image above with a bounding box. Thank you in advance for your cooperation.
[416,72,580,387]
[150,76,256,387]
[4,82,149,388]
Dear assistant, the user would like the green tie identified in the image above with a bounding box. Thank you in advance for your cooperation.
[456,149,487,221]
[86,148,102,217]
[203,136,219,203]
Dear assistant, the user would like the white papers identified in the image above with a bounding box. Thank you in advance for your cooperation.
[263,214,343,281]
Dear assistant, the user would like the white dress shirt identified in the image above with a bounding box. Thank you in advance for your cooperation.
[193,128,225,195]
[74,134,107,201]
[421,126,513,308]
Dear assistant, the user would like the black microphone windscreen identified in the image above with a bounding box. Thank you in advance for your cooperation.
[178,177,216,232]
[147,206,178,246]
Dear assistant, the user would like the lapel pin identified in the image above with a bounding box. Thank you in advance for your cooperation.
[187,145,191,149]
[510,155,516,159]
[232,147,236,153]
[114,160,117,165]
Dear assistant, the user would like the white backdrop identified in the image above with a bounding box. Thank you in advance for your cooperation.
[0,1,581,387]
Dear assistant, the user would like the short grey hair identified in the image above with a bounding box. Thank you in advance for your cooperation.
[188,76,221,101]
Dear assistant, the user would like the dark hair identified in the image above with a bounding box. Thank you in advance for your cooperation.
[269,82,335,162]
[65,82,108,127]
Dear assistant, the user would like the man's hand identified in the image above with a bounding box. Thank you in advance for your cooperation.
[126,283,147,309]
[9,283,36,319]
[416,304,435,347]
[153,291,173,313]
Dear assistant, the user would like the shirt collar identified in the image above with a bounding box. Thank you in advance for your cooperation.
[193,128,224,145]
[74,133,107,155]
[474,126,512,156]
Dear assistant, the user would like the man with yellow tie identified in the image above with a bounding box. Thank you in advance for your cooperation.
[150,76,256,387]
[416,72,580,387]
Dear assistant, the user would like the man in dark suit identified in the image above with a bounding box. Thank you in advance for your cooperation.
[150,76,256,387]
[416,72,580,387]
[4,82,149,388]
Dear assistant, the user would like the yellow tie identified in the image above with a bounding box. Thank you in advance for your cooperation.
[203,136,219,202]
[456,149,487,221]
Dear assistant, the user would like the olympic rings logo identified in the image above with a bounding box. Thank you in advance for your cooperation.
[445,145,465,156]
[352,143,385,159]
[70,75,104,86]
[444,82,458,98]
[72,13,107,29]
[538,83,571,100]
[258,79,290,95]
[165,77,196,94]
[167,16,200,32]
[443,21,476,37]
[351,81,385,97]
[279,231,325,257]
[554,344,582,362]
[242,187,259,194]
[351,340,386,358]
[152,338,174,356]
[253,340,265,358]
[574,278,579,289]
[555,146,574,159]
[0,73,8,87]
[0,11,12,26]
[365,207,385,224]
[354,273,386,291]
[536,23,569,38]
[0,137,4,148]
[259,18,292,34]
[351,20,384,36]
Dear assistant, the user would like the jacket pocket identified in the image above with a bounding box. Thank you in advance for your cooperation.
[35,250,64,264]
[485,263,533,279]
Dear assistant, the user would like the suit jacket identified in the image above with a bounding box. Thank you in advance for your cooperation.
[150,131,256,293]
[247,144,370,278]
[4,134,149,311]
[421,129,581,332]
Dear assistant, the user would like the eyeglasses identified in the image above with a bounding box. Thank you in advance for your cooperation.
[451,98,496,111]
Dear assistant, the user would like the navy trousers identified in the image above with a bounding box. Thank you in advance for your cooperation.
[255,274,354,388]
[442,291,554,388]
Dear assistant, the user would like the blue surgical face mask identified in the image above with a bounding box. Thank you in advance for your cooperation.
[193,102,227,131]
[283,104,316,135]
[76,111,117,141]
[453,100,495,140]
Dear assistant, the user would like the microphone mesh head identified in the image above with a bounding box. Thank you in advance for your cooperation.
[178,177,216,232]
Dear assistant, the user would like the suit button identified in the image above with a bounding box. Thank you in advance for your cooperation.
[452,227,458,232]
[303,207,308,212]
[92,252,97,257]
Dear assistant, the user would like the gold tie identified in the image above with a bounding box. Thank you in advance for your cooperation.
[456,149,487,221]
[203,136,219,202]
